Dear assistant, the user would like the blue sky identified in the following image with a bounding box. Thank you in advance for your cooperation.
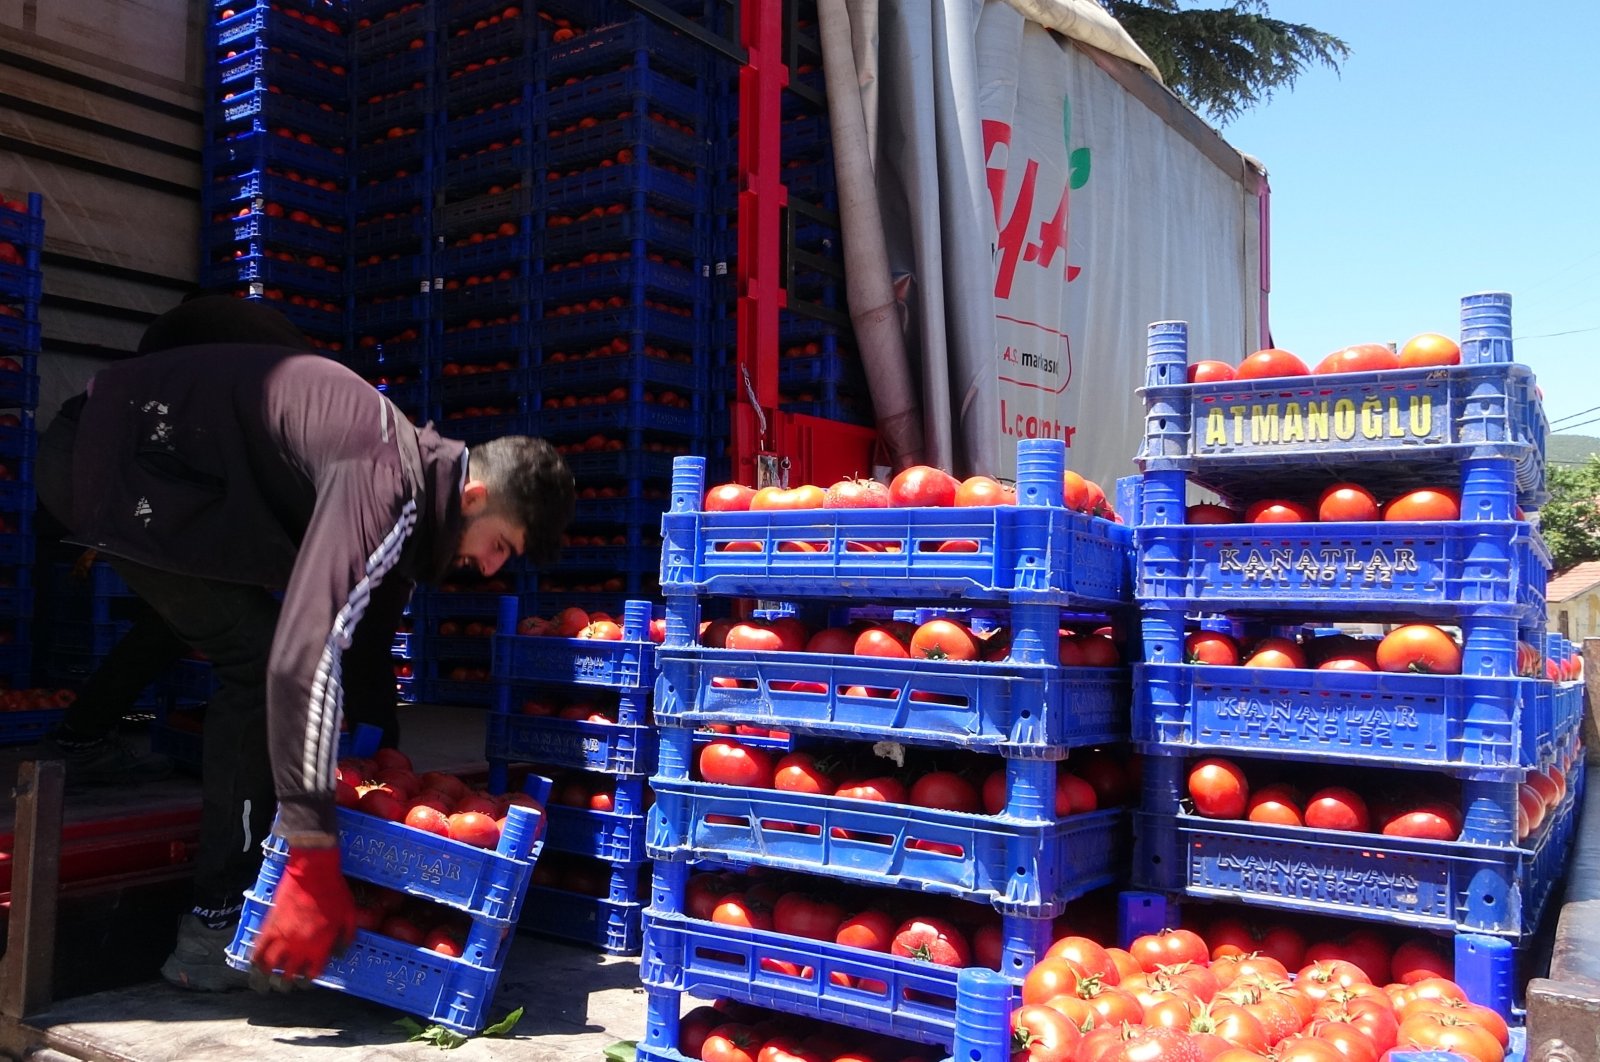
[1216,1,1600,439]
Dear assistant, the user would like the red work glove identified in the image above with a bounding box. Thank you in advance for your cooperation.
[252,844,356,981]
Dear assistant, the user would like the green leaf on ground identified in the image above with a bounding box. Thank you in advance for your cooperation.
[603,1041,639,1062]
[483,1007,525,1038]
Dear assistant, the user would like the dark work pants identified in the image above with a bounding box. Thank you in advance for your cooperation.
[37,404,276,919]
[61,604,188,738]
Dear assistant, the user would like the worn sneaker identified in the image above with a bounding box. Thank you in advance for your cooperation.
[160,915,252,992]
[34,732,172,785]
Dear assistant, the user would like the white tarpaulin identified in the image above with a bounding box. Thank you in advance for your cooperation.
[859,0,1265,488]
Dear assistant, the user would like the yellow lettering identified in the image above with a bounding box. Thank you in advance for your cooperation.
[1205,409,1228,447]
[1387,396,1405,438]
[1281,403,1304,442]
[1360,397,1383,439]
[1306,401,1330,441]
[1410,395,1432,437]
[1251,405,1280,444]
[1229,405,1248,445]
[1333,399,1357,440]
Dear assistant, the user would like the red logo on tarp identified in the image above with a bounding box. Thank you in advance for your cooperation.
[983,95,1092,300]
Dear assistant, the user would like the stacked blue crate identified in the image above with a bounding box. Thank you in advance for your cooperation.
[488,597,658,953]
[347,0,439,426]
[202,0,352,356]
[227,745,554,1034]
[529,16,723,618]
[0,191,41,699]
[637,439,1137,1062]
[1128,292,1571,1021]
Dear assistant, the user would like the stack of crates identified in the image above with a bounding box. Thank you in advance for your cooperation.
[0,191,42,714]
[227,727,554,1035]
[637,439,1136,1060]
[1128,291,1575,1019]
[530,13,721,617]
[347,0,437,425]
[488,596,658,953]
[202,0,352,355]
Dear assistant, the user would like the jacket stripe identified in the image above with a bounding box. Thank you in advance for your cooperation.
[302,498,418,791]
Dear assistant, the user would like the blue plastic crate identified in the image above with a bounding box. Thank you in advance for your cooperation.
[537,400,701,440]
[209,211,347,259]
[563,449,678,483]
[417,677,499,706]
[545,160,706,216]
[441,319,534,361]
[435,367,529,404]
[1138,296,1548,506]
[655,649,1127,756]
[51,619,133,656]
[660,448,1133,607]
[352,292,430,331]
[1134,794,1577,938]
[259,298,346,339]
[487,712,658,776]
[442,55,538,115]
[442,144,537,195]
[1132,662,1551,776]
[1134,520,1547,620]
[356,133,433,183]
[0,321,42,362]
[351,3,432,58]
[544,209,705,262]
[0,529,34,567]
[553,545,662,573]
[352,42,435,99]
[0,262,43,307]
[420,590,511,619]
[215,46,349,105]
[351,209,428,255]
[571,495,670,527]
[228,894,514,1034]
[547,113,710,171]
[782,157,839,205]
[209,170,347,220]
[540,304,704,353]
[0,708,65,746]
[440,275,537,314]
[545,67,707,131]
[0,201,45,249]
[215,5,347,63]
[779,352,865,388]
[352,171,430,216]
[214,253,347,296]
[0,585,33,620]
[492,618,657,690]
[444,16,537,67]
[780,113,832,158]
[639,912,1020,1056]
[354,87,437,141]
[544,19,709,82]
[546,804,650,863]
[351,254,430,295]
[537,354,702,394]
[780,397,871,425]
[436,230,531,275]
[212,88,348,144]
[207,128,348,183]
[436,186,536,237]
[442,98,537,155]
[520,886,643,955]
[543,258,704,304]
[648,779,1125,916]
[0,474,32,514]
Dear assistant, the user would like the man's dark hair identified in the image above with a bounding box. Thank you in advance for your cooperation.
[470,436,575,565]
[139,294,309,354]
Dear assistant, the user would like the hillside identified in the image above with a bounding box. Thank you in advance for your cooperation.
[1549,434,1600,467]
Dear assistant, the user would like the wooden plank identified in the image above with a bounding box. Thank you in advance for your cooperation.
[0,758,66,1020]
[1584,637,1600,754]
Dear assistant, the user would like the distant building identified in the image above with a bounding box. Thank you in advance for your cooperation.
[1548,561,1600,643]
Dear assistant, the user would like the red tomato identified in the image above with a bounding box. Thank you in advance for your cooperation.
[1393,1013,1504,1062]
[854,626,910,658]
[771,891,846,941]
[1399,333,1461,368]
[1245,499,1315,523]
[891,916,971,967]
[678,1005,728,1057]
[698,739,774,787]
[1187,503,1241,524]
[751,484,826,510]
[1381,807,1460,841]
[1314,344,1399,375]
[1188,757,1250,818]
[834,776,908,803]
[1073,749,1134,807]
[1390,939,1452,984]
[1055,770,1098,816]
[724,622,782,652]
[702,1024,764,1062]
[1383,488,1461,522]
[1246,783,1304,826]
[1075,633,1121,666]
[888,465,960,507]
[1104,1025,1203,1062]
[1304,787,1370,832]
[1186,631,1241,665]
[909,770,980,813]
[1206,917,1260,963]
[1375,625,1460,675]
[772,753,836,795]
[711,894,773,931]
[955,475,1017,506]
[804,627,858,654]
[1257,926,1308,972]
[1023,956,1090,1004]
[1273,1036,1349,1062]
[835,909,896,952]
[1188,360,1236,383]
[1316,483,1379,522]
[1011,1004,1082,1062]
[1244,637,1307,669]
[1043,936,1118,984]
[909,619,978,661]
[705,483,756,511]
[1062,471,1090,512]
[823,477,890,508]
[1236,348,1309,380]
[1130,928,1211,972]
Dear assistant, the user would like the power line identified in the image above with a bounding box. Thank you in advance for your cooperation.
[1515,324,1600,341]
[1551,404,1600,429]
[1552,414,1600,434]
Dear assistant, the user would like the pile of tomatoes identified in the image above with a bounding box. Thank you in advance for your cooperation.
[696,739,1134,821]
[1188,333,1462,384]
[1187,485,1464,525]
[515,605,668,643]
[333,747,545,851]
[704,464,1117,520]
[697,613,1124,668]
[0,686,76,712]
[674,997,941,1062]
[1184,625,1461,675]
[1184,757,1468,841]
[348,880,477,959]
[1011,922,1509,1062]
